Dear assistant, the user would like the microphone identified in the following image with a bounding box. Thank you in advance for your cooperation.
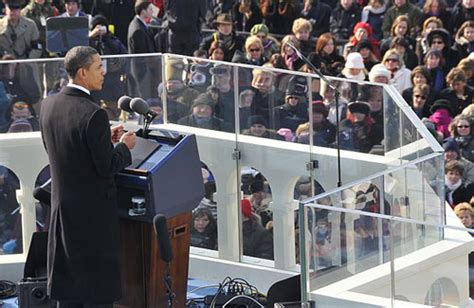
[130,97,158,117]
[153,214,173,263]
[118,95,134,113]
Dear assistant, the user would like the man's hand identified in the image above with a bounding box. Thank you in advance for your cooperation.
[120,131,136,150]
[110,125,124,143]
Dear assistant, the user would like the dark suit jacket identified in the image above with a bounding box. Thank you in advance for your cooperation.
[39,86,131,302]
[127,16,155,54]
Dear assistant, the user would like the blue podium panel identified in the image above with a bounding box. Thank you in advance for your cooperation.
[116,128,205,222]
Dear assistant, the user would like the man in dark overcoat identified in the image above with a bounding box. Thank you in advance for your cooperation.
[127,0,158,99]
[39,46,136,308]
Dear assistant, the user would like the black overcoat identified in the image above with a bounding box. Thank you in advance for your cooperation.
[39,87,131,303]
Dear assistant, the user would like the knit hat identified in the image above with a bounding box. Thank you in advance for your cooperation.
[353,22,373,37]
[443,139,460,155]
[286,75,307,97]
[250,24,269,36]
[430,99,453,116]
[355,39,373,52]
[91,15,108,30]
[191,93,214,109]
[165,58,186,81]
[247,115,268,127]
[348,101,370,115]
[345,52,365,69]
[368,65,391,82]
[241,199,252,219]
[312,101,328,117]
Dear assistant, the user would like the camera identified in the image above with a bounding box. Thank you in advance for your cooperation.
[99,25,107,34]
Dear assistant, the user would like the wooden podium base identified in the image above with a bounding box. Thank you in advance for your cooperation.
[115,212,192,308]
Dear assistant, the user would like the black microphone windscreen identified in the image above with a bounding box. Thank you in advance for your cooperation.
[118,96,134,113]
[130,97,150,116]
[153,214,173,263]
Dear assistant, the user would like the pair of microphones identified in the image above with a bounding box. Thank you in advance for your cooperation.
[117,95,158,119]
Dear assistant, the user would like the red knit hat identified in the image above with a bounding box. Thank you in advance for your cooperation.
[241,199,252,219]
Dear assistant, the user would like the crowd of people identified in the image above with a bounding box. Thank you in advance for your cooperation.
[0,0,472,265]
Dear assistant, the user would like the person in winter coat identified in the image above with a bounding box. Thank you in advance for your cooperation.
[241,199,274,260]
[429,99,453,138]
[360,0,386,41]
[445,160,474,208]
[453,21,474,61]
[446,114,474,162]
[191,208,218,250]
[299,0,331,38]
[329,0,361,41]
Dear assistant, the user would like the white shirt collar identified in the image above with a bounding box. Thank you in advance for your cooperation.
[137,15,148,27]
[67,83,90,95]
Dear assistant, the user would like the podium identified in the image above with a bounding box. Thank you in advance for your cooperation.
[114,129,204,307]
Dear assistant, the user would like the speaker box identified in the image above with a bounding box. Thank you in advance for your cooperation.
[18,277,55,308]
[18,232,56,308]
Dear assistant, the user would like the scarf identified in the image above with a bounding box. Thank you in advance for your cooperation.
[361,4,387,22]
[445,176,462,205]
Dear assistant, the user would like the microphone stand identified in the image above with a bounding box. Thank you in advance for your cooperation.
[286,43,343,187]
[164,263,175,308]
[142,113,157,138]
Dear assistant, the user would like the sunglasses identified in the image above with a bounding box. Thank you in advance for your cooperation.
[386,58,398,62]
[457,125,470,128]
[431,40,444,44]
[249,48,261,52]
[414,94,426,99]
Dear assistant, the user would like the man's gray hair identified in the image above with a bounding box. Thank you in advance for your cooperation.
[64,46,99,79]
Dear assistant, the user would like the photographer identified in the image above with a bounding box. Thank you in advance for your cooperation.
[89,15,128,120]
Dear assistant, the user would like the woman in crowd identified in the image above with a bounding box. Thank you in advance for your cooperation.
[453,21,474,60]
[191,208,218,250]
[273,35,304,71]
[344,22,380,59]
[208,41,226,61]
[250,24,280,60]
[415,17,444,65]
[445,160,474,208]
[340,52,367,81]
[389,36,419,70]
[403,66,434,104]
[315,32,345,76]
[292,18,315,56]
[446,114,474,162]
[408,84,432,119]
[426,28,460,71]
[423,49,447,93]
[355,39,380,71]
[429,99,453,138]
[439,67,473,115]
[378,49,412,93]
[232,36,267,66]
[380,15,416,57]
[420,0,451,33]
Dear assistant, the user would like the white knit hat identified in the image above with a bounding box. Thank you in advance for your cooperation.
[368,64,391,82]
[345,52,365,69]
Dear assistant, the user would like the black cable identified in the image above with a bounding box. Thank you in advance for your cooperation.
[0,280,17,299]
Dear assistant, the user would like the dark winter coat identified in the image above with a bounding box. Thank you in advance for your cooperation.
[39,87,132,302]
